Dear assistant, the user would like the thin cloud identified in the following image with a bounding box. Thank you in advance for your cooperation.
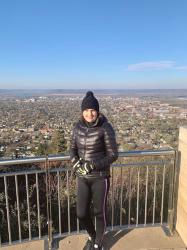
[174,66,187,70]
[127,61,187,71]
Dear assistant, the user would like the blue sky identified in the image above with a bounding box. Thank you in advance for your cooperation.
[0,0,187,89]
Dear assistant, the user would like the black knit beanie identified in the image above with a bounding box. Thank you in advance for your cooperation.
[81,91,99,112]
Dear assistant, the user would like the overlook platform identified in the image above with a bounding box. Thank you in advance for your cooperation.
[58,227,186,250]
[2,227,186,250]
[1,126,187,250]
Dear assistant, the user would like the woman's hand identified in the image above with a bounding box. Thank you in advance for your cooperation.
[73,159,95,175]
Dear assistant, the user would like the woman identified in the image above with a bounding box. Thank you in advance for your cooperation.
[70,91,118,250]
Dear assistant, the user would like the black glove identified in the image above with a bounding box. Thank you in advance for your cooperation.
[72,158,82,171]
[73,158,95,175]
[71,157,79,165]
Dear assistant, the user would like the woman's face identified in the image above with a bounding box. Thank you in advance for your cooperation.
[82,109,98,123]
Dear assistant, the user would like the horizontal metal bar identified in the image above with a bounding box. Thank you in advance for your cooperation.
[0,155,70,166]
[112,160,172,168]
[118,149,175,157]
[0,149,175,166]
[0,160,173,177]
[0,167,69,177]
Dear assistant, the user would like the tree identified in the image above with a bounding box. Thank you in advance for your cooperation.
[35,143,47,156]
[49,128,67,154]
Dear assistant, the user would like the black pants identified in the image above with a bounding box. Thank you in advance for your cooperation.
[76,176,110,245]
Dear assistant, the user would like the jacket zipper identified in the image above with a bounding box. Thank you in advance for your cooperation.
[83,127,88,159]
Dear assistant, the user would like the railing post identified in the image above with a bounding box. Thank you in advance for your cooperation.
[45,155,53,250]
[173,150,180,230]
[167,150,178,235]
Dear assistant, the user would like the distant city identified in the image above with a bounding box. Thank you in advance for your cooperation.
[1,88,187,97]
[0,89,187,159]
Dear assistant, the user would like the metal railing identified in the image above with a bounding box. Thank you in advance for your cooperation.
[0,149,177,248]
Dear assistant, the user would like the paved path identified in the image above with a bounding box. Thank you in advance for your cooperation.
[2,227,186,250]
[57,227,186,250]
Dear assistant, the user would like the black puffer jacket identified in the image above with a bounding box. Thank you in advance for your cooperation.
[70,114,118,177]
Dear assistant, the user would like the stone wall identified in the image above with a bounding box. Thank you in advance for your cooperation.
[176,126,187,246]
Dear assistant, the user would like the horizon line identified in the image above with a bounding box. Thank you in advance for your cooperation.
[1,88,187,90]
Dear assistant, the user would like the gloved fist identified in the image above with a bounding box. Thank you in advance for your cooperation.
[72,158,82,172]
[73,158,95,175]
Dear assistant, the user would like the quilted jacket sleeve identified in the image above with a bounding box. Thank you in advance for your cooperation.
[93,122,118,170]
[70,126,79,164]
